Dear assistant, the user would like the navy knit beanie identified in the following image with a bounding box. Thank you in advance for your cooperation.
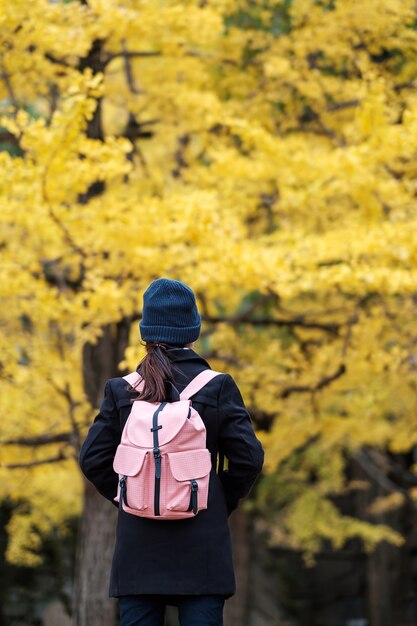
[139,278,201,345]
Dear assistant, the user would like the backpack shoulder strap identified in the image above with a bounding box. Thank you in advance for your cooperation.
[123,371,144,392]
[179,370,222,401]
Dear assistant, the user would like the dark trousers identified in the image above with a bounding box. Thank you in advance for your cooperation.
[119,594,225,626]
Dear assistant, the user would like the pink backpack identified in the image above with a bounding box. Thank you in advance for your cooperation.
[113,369,222,520]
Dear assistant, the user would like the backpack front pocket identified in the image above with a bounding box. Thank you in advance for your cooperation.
[165,449,212,514]
[113,445,150,512]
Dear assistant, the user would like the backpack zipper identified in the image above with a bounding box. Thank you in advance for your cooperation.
[153,448,161,515]
[187,480,199,514]
[151,402,167,516]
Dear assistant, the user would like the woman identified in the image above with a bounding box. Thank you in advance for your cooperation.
[79,278,264,626]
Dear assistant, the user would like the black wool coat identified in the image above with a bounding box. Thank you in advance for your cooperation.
[79,348,264,598]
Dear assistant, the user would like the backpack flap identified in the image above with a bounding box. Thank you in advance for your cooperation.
[166,449,212,514]
[167,449,212,482]
[125,400,193,448]
[113,444,148,476]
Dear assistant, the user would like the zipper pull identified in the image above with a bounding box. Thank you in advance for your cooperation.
[153,447,161,479]
[189,480,198,514]
[119,475,128,510]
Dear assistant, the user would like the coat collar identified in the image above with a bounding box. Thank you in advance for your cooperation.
[165,348,211,368]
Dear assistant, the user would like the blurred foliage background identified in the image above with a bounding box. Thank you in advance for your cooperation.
[1,0,417,624]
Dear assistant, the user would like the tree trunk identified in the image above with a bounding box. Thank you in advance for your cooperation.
[73,481,118,626]
[73,321,131,626]
[247,525,284,626]
[224,509,251,626]
[366,484,399,626]
[354,455,401,626]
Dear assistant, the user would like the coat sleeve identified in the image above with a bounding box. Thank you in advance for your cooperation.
[78,380,120,506]
[217,374,264,515]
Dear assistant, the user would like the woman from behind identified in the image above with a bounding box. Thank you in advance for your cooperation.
[79,277,264,626]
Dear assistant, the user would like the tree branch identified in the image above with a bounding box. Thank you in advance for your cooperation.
[203,315,341,334]
[1,68,18,112]
[121,39,141,94]
[47,207,87,260]
[3,433,71,446]
[355,448,407,494]
[2,452,67,469]
[44,53,73,69]
[280,363,346,398]
[104,50,160,66]
[393,80,415,92]
[0,131,21,147]
[47,380,82,451]
[327,99,360,112]
[342,314,358,358]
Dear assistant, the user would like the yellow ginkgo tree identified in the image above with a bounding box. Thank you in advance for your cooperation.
[1,0,417,623]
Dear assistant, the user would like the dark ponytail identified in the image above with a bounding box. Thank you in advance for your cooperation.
[132,342,182,402]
